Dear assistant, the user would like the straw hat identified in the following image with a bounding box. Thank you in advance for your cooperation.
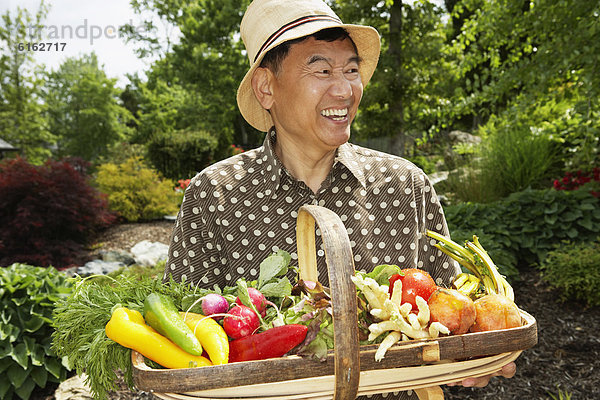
[236,0,381,132]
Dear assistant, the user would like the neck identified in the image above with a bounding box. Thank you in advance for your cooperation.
[274,134,336,194]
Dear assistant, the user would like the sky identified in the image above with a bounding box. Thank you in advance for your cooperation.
[1,0,177,87]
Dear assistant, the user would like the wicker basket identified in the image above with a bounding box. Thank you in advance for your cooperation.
[132,205,537,400]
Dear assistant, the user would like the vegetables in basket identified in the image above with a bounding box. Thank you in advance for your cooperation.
[105,306,212,369]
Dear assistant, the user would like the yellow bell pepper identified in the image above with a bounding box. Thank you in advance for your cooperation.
[181,312,229,365]
[105,307,212,369]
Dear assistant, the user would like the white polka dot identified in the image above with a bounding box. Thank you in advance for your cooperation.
[403,227,410,234]
[247,254,253,261]
[233,252,240,259]
[378,242,385,249]
[237,267,245,274]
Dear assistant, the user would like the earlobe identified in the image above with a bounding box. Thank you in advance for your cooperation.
[251,67,274,110]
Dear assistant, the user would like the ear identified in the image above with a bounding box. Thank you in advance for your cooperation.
[251,67,275,110]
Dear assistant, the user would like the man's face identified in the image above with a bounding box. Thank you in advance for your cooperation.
[268,37,363,153]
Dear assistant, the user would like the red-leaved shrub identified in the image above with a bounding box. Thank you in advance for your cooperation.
[0,157,116,268]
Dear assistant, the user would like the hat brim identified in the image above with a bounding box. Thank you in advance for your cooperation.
[237,23,381,132]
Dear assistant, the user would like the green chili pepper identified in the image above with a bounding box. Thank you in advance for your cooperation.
[143,292,204,356]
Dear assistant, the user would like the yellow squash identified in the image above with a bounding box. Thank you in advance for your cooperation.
[105,307,212,369]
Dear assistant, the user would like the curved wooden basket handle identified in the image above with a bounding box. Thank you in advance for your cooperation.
[296,205,360,400]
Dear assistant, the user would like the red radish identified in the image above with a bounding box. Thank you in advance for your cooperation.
[229,324,308,363]
[201,293,229,319]
[223,305,260,339]
[236,287,268,316]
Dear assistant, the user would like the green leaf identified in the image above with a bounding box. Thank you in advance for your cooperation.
[7,363,29,389]
[365,264,402,286]
[22,315,44,333]
[0,373,12,399]
[576,218,594,231]
[258,252,289,288]
[44,357,62,379]
[10,343,28,369]
[566,228,578,239]
[259,277,292,298]
[30,366,47,388]
[30,344,45,367]
[14,377,35,400]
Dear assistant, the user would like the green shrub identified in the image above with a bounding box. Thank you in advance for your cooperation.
[539,238,600,307]
[146,129,218,180]
[445,187,600,278]
[95,157,179,222]
[445,117,561,203]
[0,264,73,400]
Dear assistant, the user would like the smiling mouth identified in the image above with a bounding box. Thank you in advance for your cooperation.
[321,108,348,121]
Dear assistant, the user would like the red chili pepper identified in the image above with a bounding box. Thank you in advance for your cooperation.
[228,324,308,363]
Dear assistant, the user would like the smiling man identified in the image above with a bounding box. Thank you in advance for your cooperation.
[164,0,516,398]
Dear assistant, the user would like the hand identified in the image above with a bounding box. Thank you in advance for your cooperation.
[446,362,516,388]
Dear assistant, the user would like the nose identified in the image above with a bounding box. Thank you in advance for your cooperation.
[329,72,354,99]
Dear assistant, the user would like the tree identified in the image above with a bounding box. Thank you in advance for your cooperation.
[331,0,456,156]
[121,0,260,159]
[0,2,54,163]
[44,53,134,162]
[448,0,600,168]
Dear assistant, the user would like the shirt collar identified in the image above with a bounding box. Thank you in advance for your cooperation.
[260,129,367,196]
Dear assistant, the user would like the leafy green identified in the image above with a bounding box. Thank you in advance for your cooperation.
[364,264,402,286]
[0,264,72,400]
[51,272,196,400]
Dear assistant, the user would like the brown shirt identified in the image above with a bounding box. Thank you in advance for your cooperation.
[164,130,460,399]
[164,130,459,288]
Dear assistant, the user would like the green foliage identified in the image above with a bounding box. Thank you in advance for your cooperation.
[0,264,73,400]
[51,271,195,400]
[333,0,457,155]
[445,188,600,279]
[146,129,218,180]
[539,238,600,307]
[444,114,561,203]
[44,53,134,163]
[0,3,55,163]
[95,157,179,222]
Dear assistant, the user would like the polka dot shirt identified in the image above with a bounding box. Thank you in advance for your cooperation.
[164,130,460,400]
[165,130,459,290]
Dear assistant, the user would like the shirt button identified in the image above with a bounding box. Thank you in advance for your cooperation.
[312,198,318,205]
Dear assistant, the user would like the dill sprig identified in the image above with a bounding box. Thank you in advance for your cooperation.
[51,272,198,399]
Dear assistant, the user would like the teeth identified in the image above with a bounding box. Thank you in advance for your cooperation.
[321,108,348,118]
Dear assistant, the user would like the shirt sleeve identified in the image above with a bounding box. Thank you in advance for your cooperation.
[163,175,226,288]
[414,171,461,287]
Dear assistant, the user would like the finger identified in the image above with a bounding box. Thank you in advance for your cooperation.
[500,362,517,378]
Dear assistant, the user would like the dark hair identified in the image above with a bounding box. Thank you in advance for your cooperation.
[259,27,357,75]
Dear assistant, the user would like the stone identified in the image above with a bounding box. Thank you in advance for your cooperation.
[54,374,93,400]
[76,260,125,276]
[131,240,169,267]
[100,249,135,265]
[448,130,481,145]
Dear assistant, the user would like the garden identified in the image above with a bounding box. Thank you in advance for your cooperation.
[1,0,600,399]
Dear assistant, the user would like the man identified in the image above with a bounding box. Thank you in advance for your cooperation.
[164,0,516,397]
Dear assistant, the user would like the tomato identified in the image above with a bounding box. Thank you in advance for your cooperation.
[388,268,438,312]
